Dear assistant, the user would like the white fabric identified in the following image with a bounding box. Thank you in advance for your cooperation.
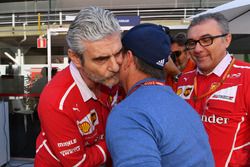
[70,62,97,102]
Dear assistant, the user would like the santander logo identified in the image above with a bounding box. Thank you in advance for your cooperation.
[201,114,229,124]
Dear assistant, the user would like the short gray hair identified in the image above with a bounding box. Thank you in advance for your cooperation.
[66,6,121,57]
[188,12,229,34]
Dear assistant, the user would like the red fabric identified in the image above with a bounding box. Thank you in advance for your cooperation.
[166,59,196,92]
[176,59,250,167]
[35,67,121,167]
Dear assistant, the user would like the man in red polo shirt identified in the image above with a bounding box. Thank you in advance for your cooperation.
[35,6,123,167]
[177,13,250,166]
[165,32,196,92]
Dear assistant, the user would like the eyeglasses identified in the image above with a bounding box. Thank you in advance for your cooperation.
[185,34,228,50]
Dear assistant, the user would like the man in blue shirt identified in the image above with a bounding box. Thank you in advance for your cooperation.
[106,23,214,167]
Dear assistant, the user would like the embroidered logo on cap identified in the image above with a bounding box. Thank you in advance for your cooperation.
[156,59,165,67]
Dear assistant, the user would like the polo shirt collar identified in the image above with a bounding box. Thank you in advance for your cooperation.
[198,53,232,77]
[127,78,163,96]
[70,62,97,102]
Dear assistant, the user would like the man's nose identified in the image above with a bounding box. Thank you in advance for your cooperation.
[116,54,123,65]
[193,42,204,52]
[108,56,120,72]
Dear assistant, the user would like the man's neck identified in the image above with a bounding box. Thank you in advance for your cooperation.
[179,58,189,71]
[126,71,151,94]
[79,69,100,96]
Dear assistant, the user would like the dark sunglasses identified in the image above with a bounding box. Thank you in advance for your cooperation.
[171,51,182,58]
[170,51,182,63]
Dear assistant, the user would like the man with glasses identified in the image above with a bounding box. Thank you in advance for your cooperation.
[177,12,250,166]
[165,32,196,91]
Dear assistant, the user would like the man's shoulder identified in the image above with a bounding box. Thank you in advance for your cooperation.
[47,67,73,88]
[111,86,178,112]
[233,59,250,70]
[40,67,77,105]
[232,59,250,80]
[182,69,196,76]
[183,59,196,72]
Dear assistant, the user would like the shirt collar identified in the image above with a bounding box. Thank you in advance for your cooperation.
[127,78,163,95]
[198,53,232,77]
[70,62,97,102]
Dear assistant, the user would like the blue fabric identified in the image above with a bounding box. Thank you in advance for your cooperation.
[106,78,214,167]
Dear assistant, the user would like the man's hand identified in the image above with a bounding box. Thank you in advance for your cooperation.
[164,57,181,77]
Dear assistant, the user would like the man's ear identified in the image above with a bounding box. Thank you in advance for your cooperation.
[68,49,82,68]
[225,33,232,48]
[123,50,135,70]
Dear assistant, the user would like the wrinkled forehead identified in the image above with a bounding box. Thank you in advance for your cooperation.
[83,32,122,58]
[171,43,184,51]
